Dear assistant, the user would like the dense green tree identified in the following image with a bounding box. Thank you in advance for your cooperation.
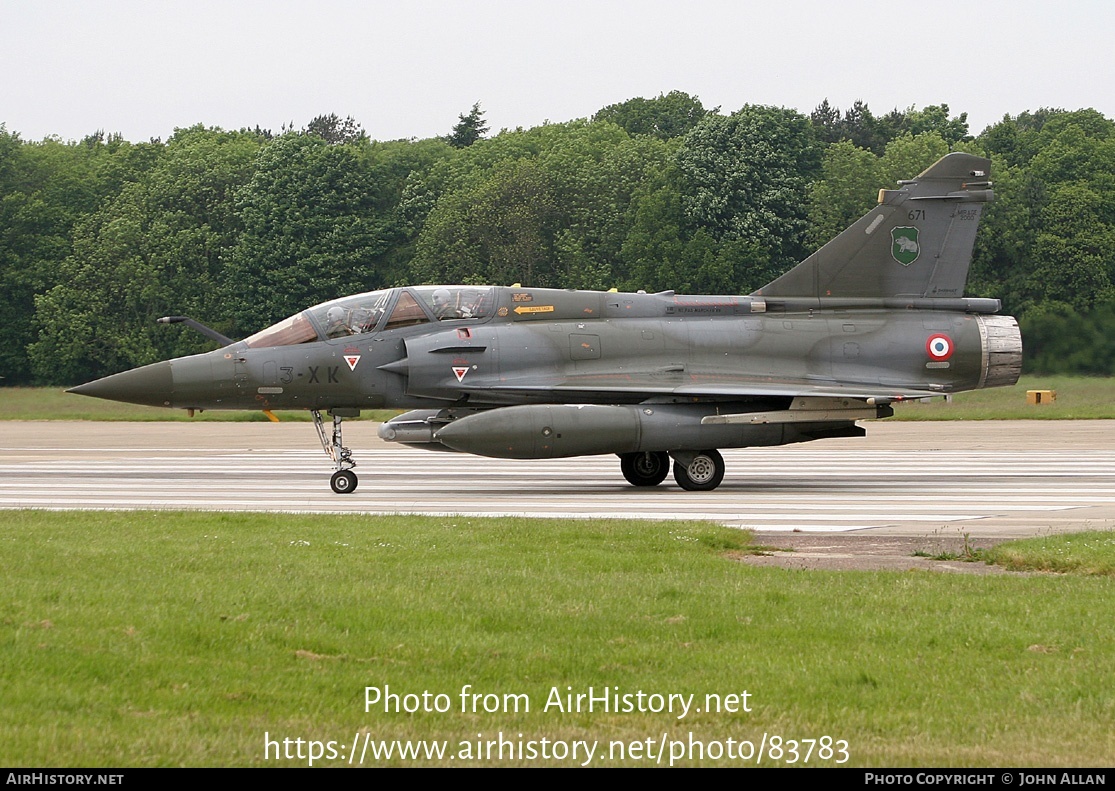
[1,127,160,382]
[1027,182,1115,309]
[619,189,772,293]
[805,140,881,249]
[447,103,489,149]
[221,131,452,328]
[2,99,1115,383]
[404,120,569,234]
[811,101,970,155]
[616,178,687,291]
[1021,301,1115,375]
[840,100,891,154]
[413,121,671,289]
[0,127,59,383]
[617,166,775,295]
[972,113,1115,315]
[898,104,971,145]
[414,158,557,286]
[389,124,575,275]
[30,127,261,382]
[676,105,822,276]
[982,108,1113,168]
[1027,120,1115,187]
[354,136,456,280]
[966,152,1031,306]
[538,124,673,288]
[875,131,953,189]
[223,132,415,333]
[304,114,366,145]
[594,91,707,140]
[809,99,841,144]
[810,100,891,154]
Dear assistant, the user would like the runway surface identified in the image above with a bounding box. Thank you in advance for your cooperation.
[2,420,1114,537]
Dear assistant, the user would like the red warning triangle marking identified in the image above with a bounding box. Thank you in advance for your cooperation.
[452,366,469,382]
[344,355,361,371]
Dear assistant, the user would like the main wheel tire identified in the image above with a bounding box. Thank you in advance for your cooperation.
[620,451,670,487]
[672,449,725,491]
[330,469,358,494]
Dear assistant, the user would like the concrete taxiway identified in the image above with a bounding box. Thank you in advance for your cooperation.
[2,420,1114,540]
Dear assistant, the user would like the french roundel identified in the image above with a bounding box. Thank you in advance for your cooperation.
[926,333,954,361]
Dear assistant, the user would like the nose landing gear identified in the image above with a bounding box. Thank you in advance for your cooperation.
[312,409,359,494]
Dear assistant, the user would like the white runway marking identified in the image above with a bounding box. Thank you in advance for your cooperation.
[3,444,1115,534]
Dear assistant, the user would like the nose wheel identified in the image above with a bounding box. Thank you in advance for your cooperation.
[330,469,358,494]
[313,409,359,494]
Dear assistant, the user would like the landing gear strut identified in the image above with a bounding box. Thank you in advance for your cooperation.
[312,409,358,494]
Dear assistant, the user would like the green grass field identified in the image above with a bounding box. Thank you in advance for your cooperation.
[2,375,1112,421]
[2,510,1114,767]
[890,375,1115,420]
[983,531,1115,575]
[3,377,1113,766]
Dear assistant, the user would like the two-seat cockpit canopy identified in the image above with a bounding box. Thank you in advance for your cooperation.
[242,286,495,349]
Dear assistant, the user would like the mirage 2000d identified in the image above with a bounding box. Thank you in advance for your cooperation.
[70,153,1022,493]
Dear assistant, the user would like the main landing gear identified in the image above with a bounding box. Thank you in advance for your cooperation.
[617,449,726,491]
[619,451,670,486]
[671,449,725,491]
[313,409,358,494]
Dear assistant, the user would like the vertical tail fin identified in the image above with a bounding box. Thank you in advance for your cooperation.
[756,153,993,299]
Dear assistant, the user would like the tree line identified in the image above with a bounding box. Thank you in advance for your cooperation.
[1,96,1113,385]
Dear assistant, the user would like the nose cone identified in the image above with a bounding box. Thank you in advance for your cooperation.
[67,360,175,408]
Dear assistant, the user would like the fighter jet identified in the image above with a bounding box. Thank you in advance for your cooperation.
[69,153,1021,493]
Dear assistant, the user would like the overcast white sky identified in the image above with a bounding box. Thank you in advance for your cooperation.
[2,0,1111,143]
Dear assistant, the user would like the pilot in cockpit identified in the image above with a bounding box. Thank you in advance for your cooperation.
[431,287,485,320]
[432,288,456,319]
[324,306,355,338]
